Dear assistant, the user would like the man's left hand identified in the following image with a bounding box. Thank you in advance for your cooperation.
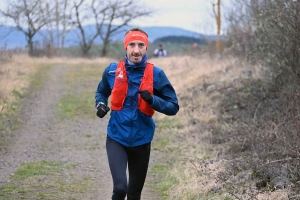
[138,90,153,105]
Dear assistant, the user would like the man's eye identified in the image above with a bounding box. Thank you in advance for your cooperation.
[138,43,145,47]
[129,43,135,47]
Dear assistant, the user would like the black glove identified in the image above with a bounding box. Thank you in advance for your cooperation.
[96,103,110,118]
[138,90,153,105]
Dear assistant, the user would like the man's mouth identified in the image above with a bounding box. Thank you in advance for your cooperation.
[132,54,141,59]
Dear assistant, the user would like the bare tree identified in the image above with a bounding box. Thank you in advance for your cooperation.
[55,0,72,49]
[224,0,254,57]
[70,0,152,57]
[71,0,99,57]
[46,0,73,50]
[27,0,72,56]
[212,0,222,53]
[55,0,60,48]
[0,0,53,56]
[60,0,73,49]
[43,1,56,56]
[96,0,152,56]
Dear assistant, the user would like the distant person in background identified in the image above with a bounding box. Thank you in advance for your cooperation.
[153,44,167,57]
[192,42,199,49]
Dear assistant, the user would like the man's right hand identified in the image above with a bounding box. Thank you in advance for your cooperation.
[96,103,110,118]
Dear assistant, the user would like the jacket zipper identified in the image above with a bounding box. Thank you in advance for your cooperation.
[128,66,133,147]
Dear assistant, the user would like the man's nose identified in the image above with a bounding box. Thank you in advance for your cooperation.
[133,45,140,52]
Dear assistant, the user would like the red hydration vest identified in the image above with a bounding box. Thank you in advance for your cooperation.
[111,60,155,116]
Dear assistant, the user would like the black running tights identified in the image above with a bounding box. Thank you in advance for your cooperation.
[106,135,151,200]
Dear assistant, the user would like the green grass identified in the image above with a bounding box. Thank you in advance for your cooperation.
[62,42,194,58]
[0,178,96,199]
[152,135,170,151]
[56,92,96,119]
[157,118,183,130]
[151,164,178,199]
[84,134,92,138]
[0,100,20,132]
[0,185,19,196]
[0,160,96,199]
[11,89,24,98]
[28,63,52,91]
[12,160,64,180]
[0,89,23,132]
[56,63,106,119]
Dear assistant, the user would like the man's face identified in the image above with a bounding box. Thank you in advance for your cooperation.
[126,40,147,64]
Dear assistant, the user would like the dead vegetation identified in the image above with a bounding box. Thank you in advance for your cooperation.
[151,54,299,200]
[0,54,113,147]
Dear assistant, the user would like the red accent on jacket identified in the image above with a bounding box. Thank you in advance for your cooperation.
[111,60,155,116]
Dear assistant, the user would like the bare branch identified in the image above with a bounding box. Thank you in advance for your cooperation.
[97,0,153,56]
[0,0,55,55]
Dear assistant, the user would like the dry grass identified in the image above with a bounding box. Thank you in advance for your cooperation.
[150,55,256,199]
[0,54,113,113]
[150,55,297,200]
[150,55,262,119]
[0,55,37,109]
[150,55,262,90]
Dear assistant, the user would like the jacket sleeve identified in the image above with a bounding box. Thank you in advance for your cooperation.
[95,66,111,107]
[151,70,179,116]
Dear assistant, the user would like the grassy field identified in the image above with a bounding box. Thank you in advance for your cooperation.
[150,55,299,199]
[56,62,107,120]
[0,55,112,146]
[0,53,298,200]
[0,55,51,146]
[62,42,199,59]
[0,160,96,199]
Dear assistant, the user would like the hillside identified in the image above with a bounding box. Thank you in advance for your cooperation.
[0,25,216,49]
[153,35,208,45]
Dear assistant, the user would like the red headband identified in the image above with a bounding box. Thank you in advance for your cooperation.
[124,31,148,50]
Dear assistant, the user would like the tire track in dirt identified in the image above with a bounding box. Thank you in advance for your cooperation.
[0,65,161,200]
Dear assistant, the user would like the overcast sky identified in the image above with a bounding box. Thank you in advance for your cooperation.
[0,0,232,35]
[131,0,232,34]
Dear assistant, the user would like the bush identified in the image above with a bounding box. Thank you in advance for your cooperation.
[221,0,300,198]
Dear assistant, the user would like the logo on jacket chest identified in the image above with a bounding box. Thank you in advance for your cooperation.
[116,68,124,79]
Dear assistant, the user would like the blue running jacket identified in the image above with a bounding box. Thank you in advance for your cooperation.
[95,57,179,147]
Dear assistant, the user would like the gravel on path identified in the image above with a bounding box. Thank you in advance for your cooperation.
[0,65,161,200]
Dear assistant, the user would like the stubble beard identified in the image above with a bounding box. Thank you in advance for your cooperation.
[129,53,143,64]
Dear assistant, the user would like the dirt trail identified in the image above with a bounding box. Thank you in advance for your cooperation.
[0,65,161,200]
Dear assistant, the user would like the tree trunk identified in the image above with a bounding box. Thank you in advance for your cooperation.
[61,0,68,49]
[216,0,222,53]
[81,44,91,57]
[212,0,222,54]
[28,36,34,56]
[56,0,60,48]
[101,38,109,56]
